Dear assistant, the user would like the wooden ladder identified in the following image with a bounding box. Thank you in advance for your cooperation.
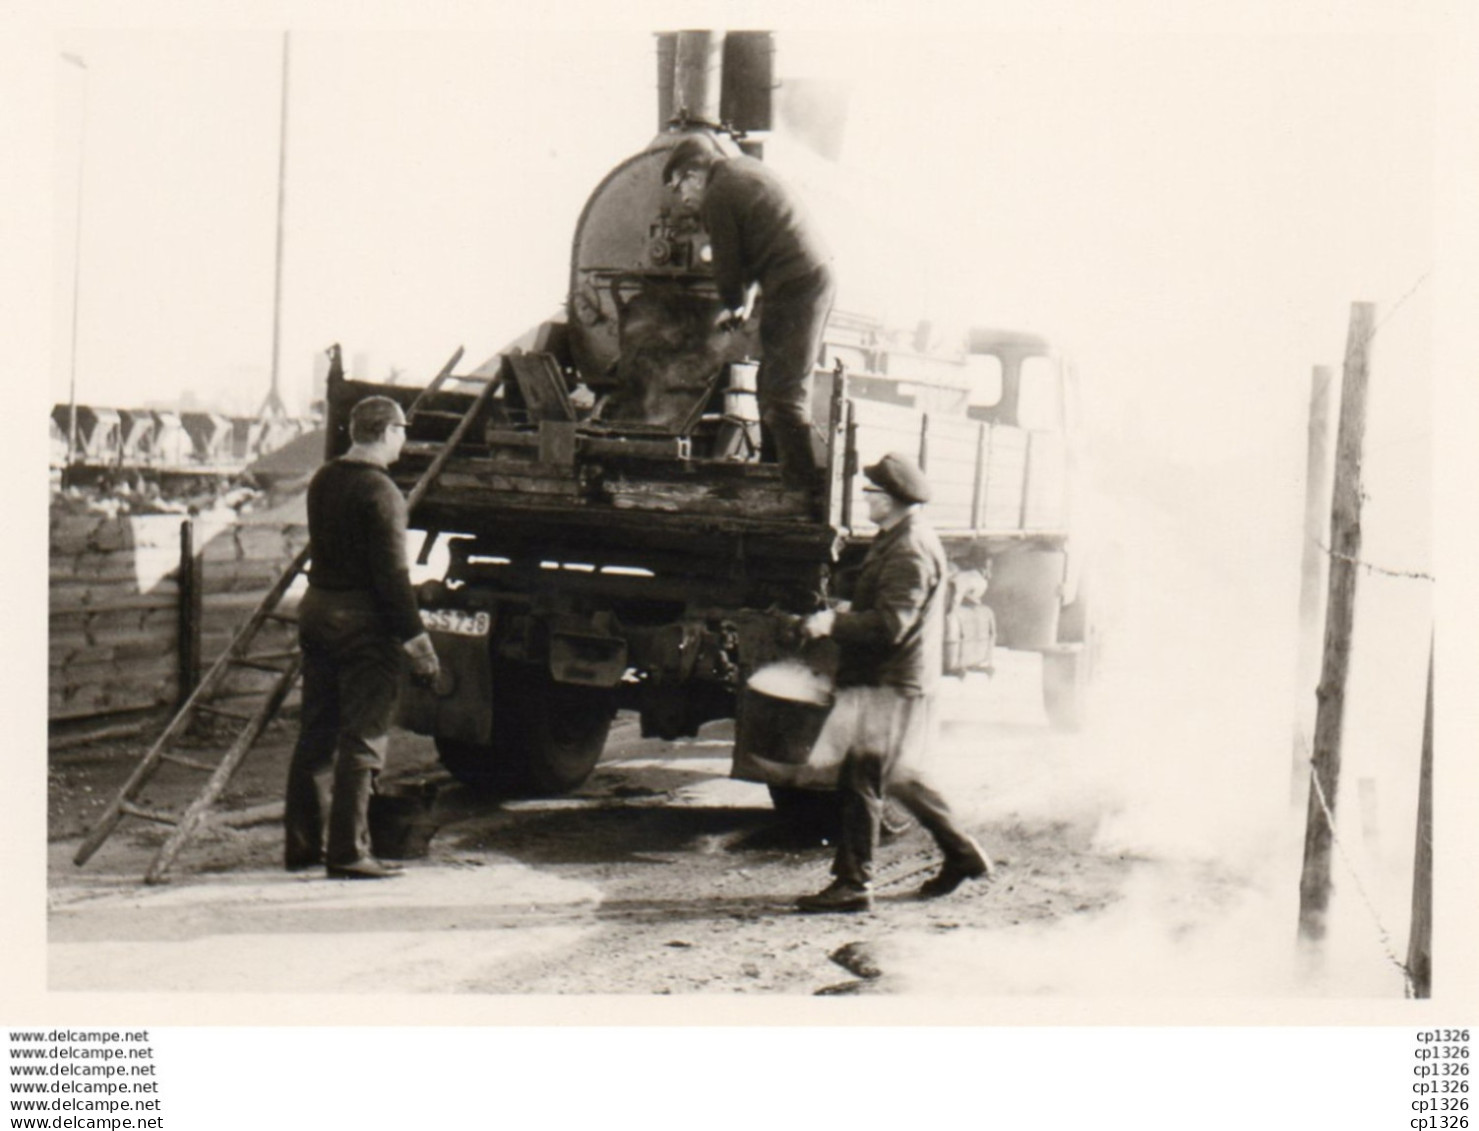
[74,355,500,883]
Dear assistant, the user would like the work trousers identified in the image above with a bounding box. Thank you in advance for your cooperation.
[757,265,835,489]
[824,686,979,887]
[284,587,404,868]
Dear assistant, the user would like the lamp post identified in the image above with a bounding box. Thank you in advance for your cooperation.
[61,51,88,469]
[260,31,291,421]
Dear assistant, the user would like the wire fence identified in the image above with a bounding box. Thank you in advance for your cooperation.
[1304,748,1419,997]
[1317,540,1435,583]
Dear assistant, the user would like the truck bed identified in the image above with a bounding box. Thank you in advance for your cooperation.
[328,365,1068,572]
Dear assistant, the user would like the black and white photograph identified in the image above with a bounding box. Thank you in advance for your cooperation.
[5,0,1477,1119]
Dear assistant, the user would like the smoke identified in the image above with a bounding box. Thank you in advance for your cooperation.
[915,404,1423,998]
[747,660,834,707]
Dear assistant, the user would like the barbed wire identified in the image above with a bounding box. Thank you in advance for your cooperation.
[1368,270,1433,343]
[1317,540,1434,582]
[1306,753,1415,995]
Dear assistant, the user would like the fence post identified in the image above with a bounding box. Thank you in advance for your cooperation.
[1297,301,1375,948]
[176,518,203,710]
[1292,364,1336,802]
[1407,639,1434,997]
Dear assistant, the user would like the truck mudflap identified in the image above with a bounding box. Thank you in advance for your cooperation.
[548,629,628,687]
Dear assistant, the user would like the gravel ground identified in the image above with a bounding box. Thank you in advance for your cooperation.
[46,660,1245,997]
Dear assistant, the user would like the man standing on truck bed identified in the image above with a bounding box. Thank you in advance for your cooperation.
[663,135,835,493]
[795,452,993,913]
[284,396,440,880]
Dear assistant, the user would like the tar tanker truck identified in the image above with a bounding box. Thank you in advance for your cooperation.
[325,30,1089,805]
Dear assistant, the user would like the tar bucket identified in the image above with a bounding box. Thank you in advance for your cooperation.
[368,780,441,860]
[731,659,835,779]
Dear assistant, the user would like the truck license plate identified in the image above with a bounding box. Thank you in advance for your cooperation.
[420,608,491,637]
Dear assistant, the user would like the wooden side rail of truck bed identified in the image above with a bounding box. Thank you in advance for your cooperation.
[327,361,1069,552]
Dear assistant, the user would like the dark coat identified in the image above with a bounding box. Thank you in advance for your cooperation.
[700,156,832,311]
[831,510,948,696]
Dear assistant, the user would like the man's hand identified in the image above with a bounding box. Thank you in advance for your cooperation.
[403,632,441,686]
[801,609,836,639]
[715,306,747,333]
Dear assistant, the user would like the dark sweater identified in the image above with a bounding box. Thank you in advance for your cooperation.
[832,510,948,696]
[700,156,832,311]
[305,458,423,642]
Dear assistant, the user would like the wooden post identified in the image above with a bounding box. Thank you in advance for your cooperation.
[1406,639,1433,997]
[1018,431,1035,530]
[176,518,203,710]
[840,399,857,530]
[1291,365,1336,802]
[824,360,849,526]
[1297,302,1375,946]
[970,420,987,532]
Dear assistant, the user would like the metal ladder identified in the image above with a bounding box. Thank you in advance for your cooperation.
[74,351,499,883]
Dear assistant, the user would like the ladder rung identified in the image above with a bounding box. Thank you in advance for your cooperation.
[263,611,298,625]
[231,651,298,672]
[119,801,180,827]
[193,703,255,723]
[404,437,474,449]
[159,752,218,773]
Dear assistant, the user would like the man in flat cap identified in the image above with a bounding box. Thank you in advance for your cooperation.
[662,135,835,493]
[794,452,993,913]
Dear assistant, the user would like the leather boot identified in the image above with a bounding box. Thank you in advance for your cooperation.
[796,879,874,914]
[916,838,995,899]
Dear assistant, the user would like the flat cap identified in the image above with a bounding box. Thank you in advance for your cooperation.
[864,451,931,504]
[661,135,723,185]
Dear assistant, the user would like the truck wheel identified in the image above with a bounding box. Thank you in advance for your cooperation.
[436,667,615,795]
[513,674,616,795]
[1042,650,1087,731]
[1043,579,1097,731]
[435,735,503,793]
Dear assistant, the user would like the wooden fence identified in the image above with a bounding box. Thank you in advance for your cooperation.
[49,511,307,724]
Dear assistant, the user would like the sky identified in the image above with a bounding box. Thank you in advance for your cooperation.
[43,17,1438,438]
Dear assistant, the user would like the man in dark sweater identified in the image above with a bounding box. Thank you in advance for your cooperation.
[662,136,836,491]
[794,453,992,913]
[284,396,439,879]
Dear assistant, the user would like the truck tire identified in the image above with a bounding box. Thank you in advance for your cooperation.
[434,735,504,793]
[515,674,616,794]
[1042,649,1087,732]
[1043,575,1103,731]
[436,666,615,795]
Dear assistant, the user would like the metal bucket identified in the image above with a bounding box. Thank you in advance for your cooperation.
[724,362,759,422]
[367,781,441,860]
[730,658,835,782]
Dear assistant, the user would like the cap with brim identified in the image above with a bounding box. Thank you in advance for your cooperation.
[863,452,931,504]
[661,135,721,185]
